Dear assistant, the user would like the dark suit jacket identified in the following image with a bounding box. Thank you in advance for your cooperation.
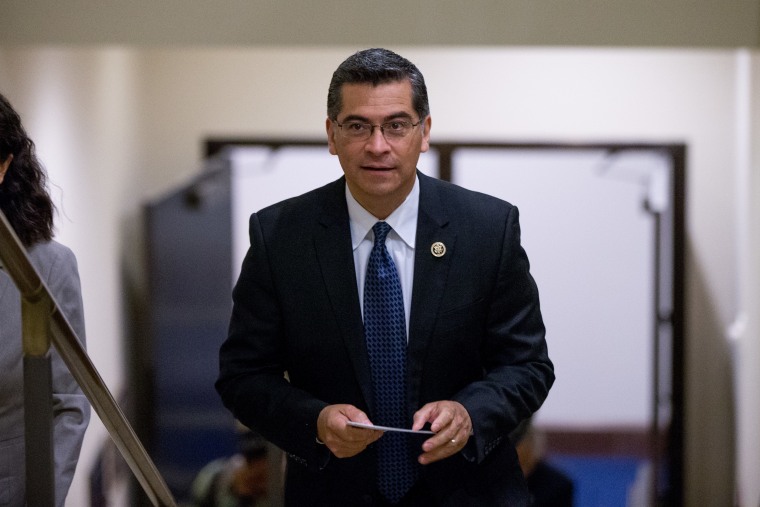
[217,172,554,506]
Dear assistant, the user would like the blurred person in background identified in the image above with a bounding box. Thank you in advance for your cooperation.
[191,429,271,507]
[0,92,90,507]
[513,417,574,507]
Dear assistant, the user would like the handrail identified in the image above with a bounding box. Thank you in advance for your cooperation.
[0,210,177,507]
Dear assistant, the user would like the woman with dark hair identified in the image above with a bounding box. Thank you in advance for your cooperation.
[0,92,90,507]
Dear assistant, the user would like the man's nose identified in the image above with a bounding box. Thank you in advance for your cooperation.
[364,126,390,153]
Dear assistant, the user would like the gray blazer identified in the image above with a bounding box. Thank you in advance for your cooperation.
[0,240,90,507]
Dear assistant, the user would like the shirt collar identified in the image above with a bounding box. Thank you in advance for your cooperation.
[346,176,419,250]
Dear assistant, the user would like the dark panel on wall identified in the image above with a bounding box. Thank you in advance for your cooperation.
[141,162,238,502]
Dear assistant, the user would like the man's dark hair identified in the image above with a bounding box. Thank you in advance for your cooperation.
[239,429,268,460]
[327,48,430,122]
[0,93,55,246]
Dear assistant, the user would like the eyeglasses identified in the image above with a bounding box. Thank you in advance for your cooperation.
[334,119,423,141]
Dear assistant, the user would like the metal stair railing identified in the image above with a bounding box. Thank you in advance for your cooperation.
[0,210,176,507]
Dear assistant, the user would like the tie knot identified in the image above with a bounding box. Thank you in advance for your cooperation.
[372,221,392,246]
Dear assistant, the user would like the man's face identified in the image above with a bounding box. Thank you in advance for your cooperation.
[326,80,431,219]
[231,456,269,500]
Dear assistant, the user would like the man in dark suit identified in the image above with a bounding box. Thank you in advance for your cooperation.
[216,48,554,506]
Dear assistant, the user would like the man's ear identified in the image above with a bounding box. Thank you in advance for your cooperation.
[420,115,432,153]
[0,154,12,184]
[326,118,338,155]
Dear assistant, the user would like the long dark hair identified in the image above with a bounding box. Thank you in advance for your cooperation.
[0,93,55,246]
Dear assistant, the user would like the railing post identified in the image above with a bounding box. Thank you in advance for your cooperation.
[22,293,55,506]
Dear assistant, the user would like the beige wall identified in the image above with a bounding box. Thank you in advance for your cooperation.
[735,50,760,507]
[1,45,757,506]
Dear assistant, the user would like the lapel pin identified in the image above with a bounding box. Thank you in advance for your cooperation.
[431,242,446,258]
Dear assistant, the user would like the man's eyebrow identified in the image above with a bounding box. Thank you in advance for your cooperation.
[338,111,414,123]
[382,112,414,122]
[338,114,369,123]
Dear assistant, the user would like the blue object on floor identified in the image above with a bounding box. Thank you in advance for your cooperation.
[547,454,645,507]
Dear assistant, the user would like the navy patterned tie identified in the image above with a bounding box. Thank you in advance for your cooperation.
[364,221,417,504]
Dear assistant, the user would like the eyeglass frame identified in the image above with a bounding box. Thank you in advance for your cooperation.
[332,117,425,142]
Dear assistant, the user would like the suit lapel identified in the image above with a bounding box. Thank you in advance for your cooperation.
[313,179,376,411]
[407,174,456,408]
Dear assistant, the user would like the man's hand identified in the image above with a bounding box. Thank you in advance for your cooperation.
[412,400,472,465]
[317,404,383,458]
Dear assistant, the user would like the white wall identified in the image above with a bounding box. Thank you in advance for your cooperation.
[452,148,658,428]
[0,46,756,506]
[734,50,760,507]
[0,47,141,507]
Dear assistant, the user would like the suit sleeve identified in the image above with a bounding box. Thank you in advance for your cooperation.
[455,205,554,464]
[216,213,330,469]
[46,246,90,507]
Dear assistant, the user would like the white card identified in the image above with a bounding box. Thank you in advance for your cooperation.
[347,421,435,434]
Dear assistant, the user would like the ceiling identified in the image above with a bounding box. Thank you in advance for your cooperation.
[2,0,758,48]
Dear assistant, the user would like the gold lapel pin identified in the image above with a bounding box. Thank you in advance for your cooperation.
[431,242,446,258]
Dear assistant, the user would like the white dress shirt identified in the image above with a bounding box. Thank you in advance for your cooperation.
[346,176,419,338]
